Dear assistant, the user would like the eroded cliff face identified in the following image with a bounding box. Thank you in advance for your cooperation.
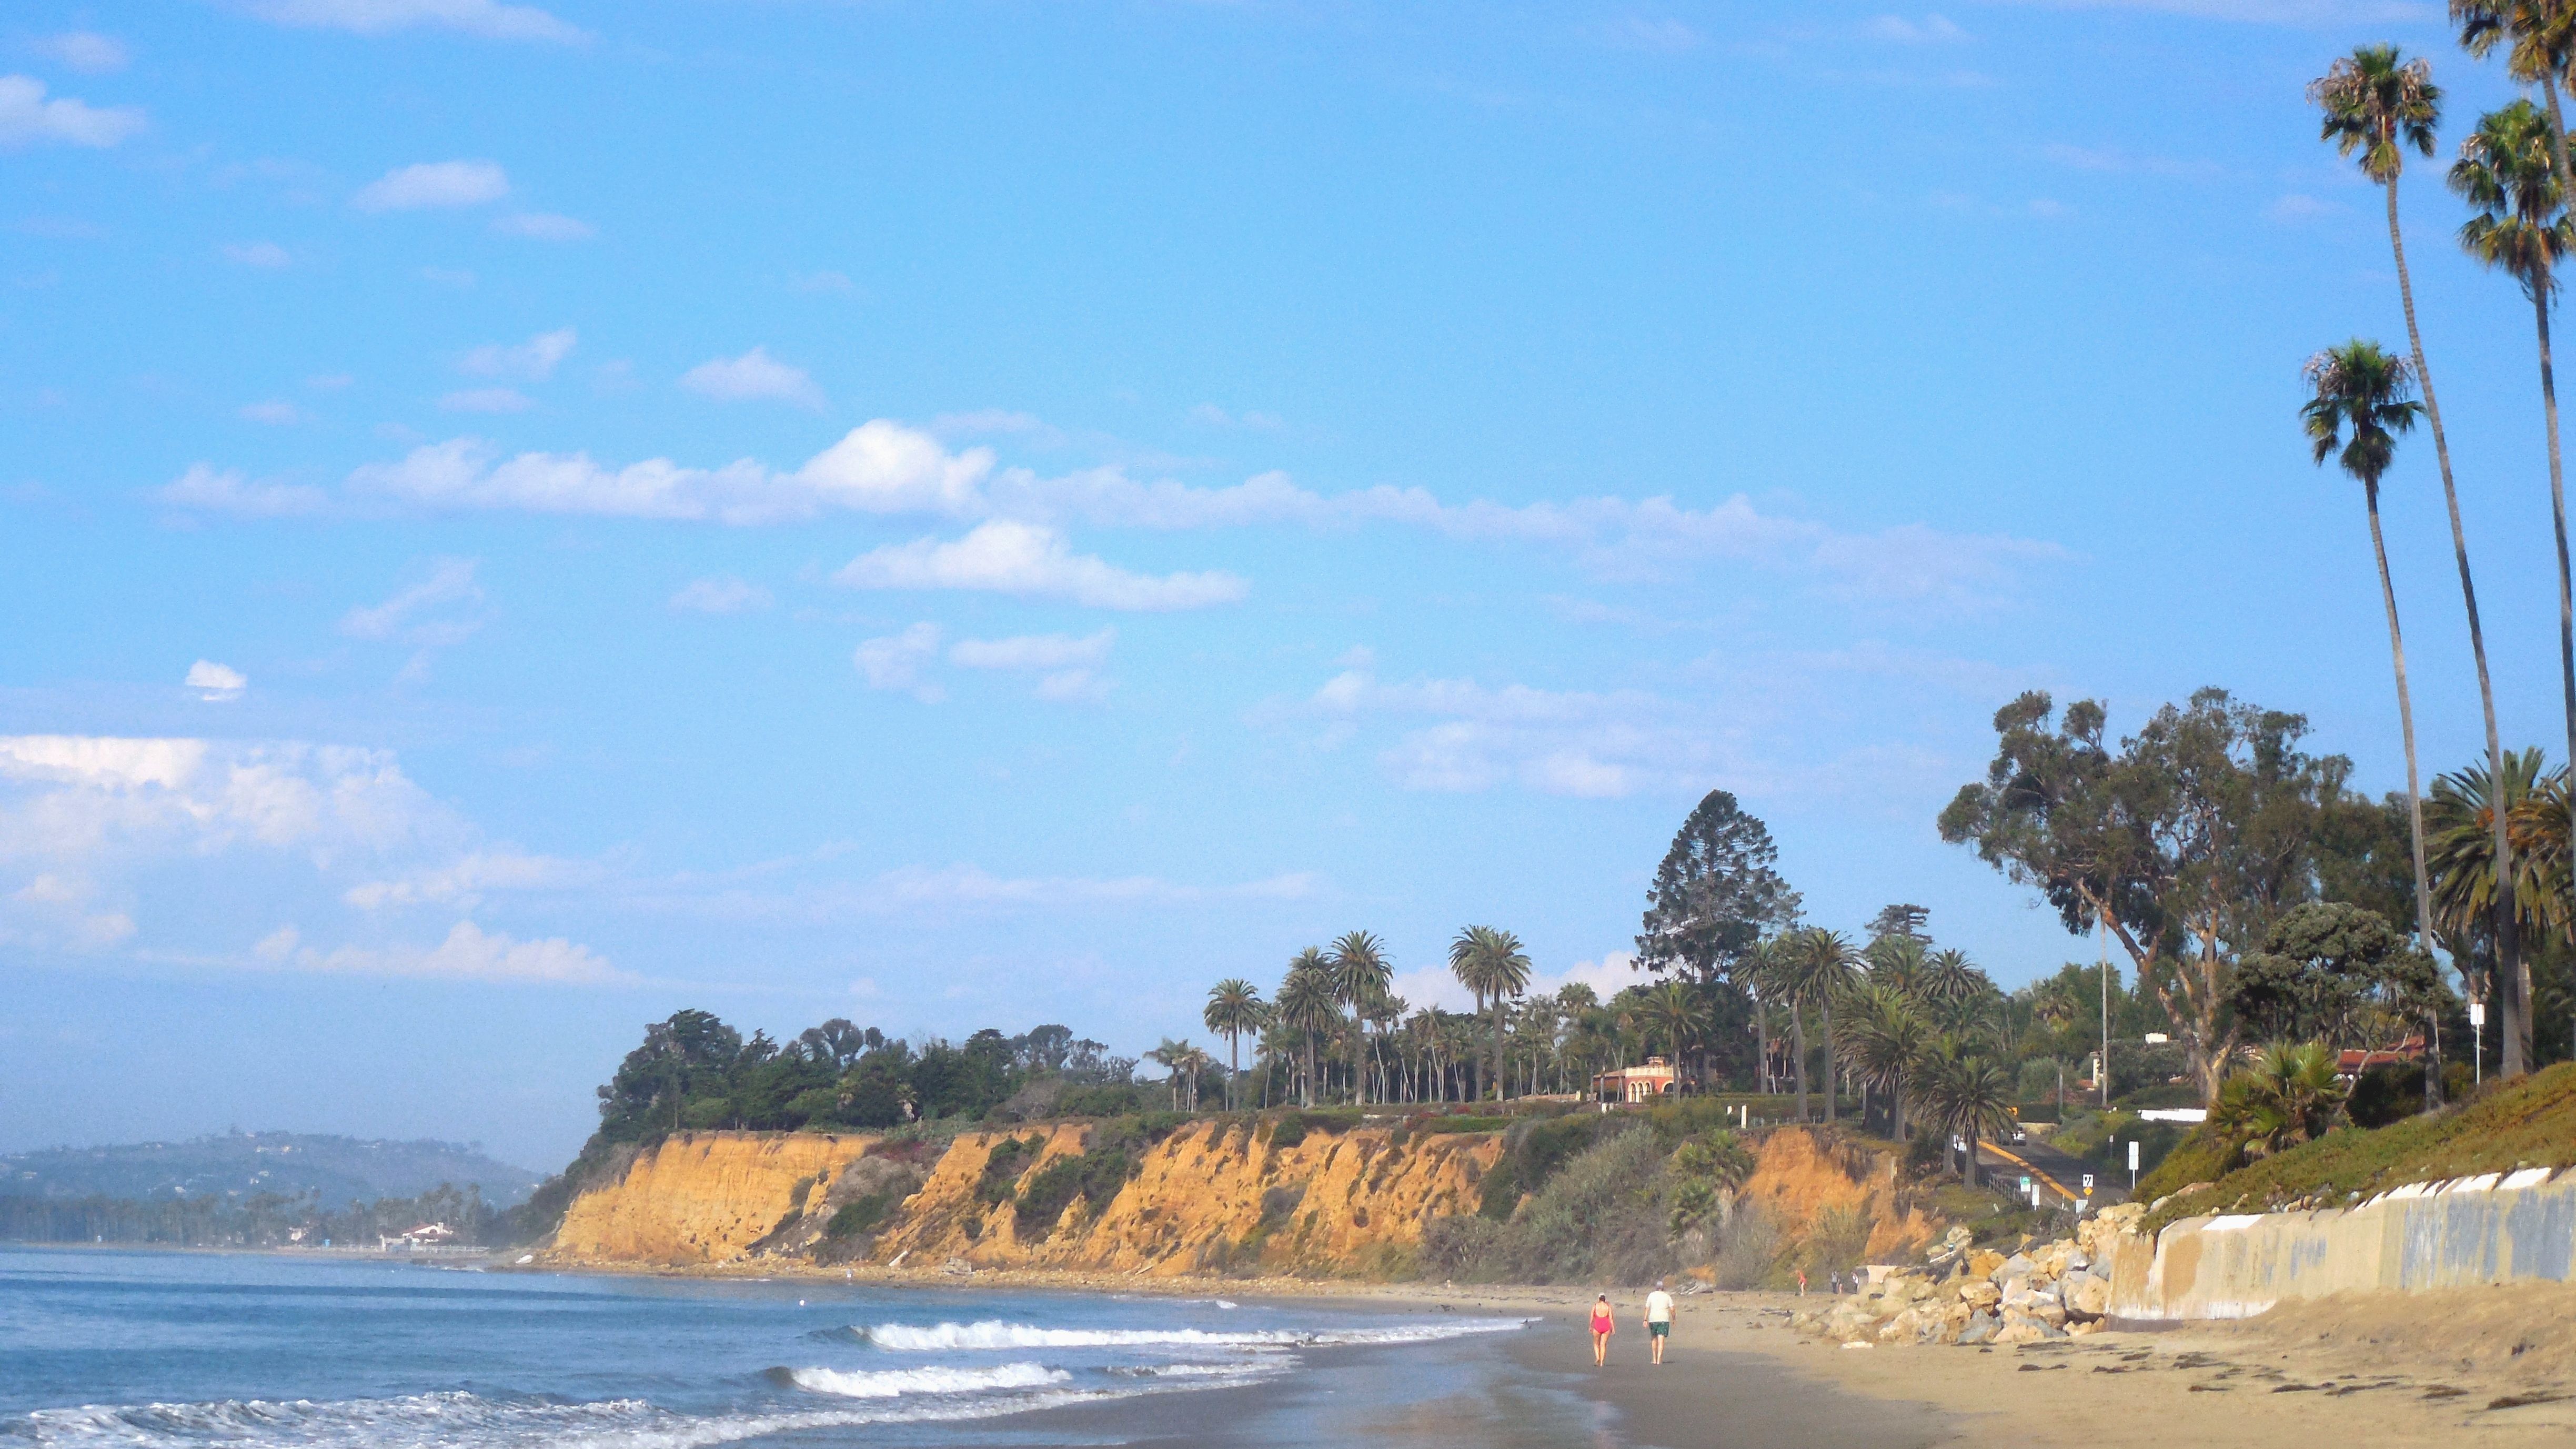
[546,1120,1497,1277]
[551,1131,881,1266]
[1735,1128,1941,1263]
[874,1119,1499,1277]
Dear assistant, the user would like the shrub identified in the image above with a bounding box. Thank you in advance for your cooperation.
[1418,1115,1510,1135]
[1053,1084,1152,1119]
[1479,1113,1637,1220]
[825,1193,897,1239]
[1428,1128,1673,1283]
[1708,1204,1783,1289]
[973,1136,1042,1206]
[2346,1060,2427,1129]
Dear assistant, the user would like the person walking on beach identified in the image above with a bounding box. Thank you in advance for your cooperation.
[1796,1268,1807,1296]
[1588,1294,1616,1366]
[1643,1280,1675,1366]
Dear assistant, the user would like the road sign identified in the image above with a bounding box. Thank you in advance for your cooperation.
[2127,1141,2140,1170]
[2470,1001,2486,1028]
[2081,1174,2095,1190]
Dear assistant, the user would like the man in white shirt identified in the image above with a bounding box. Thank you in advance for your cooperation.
[1643,1279,1676,1365]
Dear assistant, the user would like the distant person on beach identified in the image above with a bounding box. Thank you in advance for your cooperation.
[1589,1294,1615,1366]
[1796,1268,1807,1296]
[1643,1280,1675,1365]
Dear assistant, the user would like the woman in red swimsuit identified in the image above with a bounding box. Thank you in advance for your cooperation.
[1589,1294,1616,1366]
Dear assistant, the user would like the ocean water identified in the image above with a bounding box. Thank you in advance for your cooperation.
[0,1247,1577,1449]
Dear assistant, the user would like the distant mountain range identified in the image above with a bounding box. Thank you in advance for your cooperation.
[1,1132,544,1208]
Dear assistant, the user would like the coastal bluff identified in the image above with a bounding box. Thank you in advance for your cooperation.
[543,1118,1501,1277]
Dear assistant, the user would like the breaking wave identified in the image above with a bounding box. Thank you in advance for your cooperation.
[856,1318,1525,1352]
[780,1363,1069,1398]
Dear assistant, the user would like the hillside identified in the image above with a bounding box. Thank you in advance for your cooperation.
[2138,1061,2576,1231]
[1,1131,544,1208]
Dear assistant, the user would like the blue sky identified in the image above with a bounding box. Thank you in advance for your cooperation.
[5,0,2570,1169]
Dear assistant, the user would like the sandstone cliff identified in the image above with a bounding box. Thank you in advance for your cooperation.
[1734,1127,1942,1263]
[552,1131,881,1265]
[544,1119,1496,1277]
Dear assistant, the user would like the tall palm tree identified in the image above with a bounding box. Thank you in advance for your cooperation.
[1643,979,1713,1089]
[1917,1038,2015,1188]
[1203,978,1266,1111]
[2459,11,2576,929]
[1838,983,1933,1140]
[2302,338,2440,968]
[2317,44,2528,1075]
[1275,949,1340,1108]
[1448,924,1533,1102]
[1326,930,1392,1104]
[1793,929,1863,1122]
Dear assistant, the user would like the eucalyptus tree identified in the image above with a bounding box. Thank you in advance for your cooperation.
[1275,949,1341,1108]
[2459,12,2576,908]
[1326,931,1393,1103]
[2302,339,2440,979]
[2317,45,2527,1073]
[1449,924,1533,1101]
[1203,979,1266,1111]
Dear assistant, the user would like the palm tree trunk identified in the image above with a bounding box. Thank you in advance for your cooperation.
[1754,993,1771,1096]
[2364,480,2443,1110]
[2541,85,2576,1014]
[1491,999,1506,1103]
[2384,169,2526,1075]
[1964,1126,1981,1189]
[1790,1007,1809,1123]
[1819,1000,1836,1123]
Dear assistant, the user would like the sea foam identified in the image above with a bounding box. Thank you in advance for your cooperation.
[857,1317,1524,1351]
[784,1362,1069,1398]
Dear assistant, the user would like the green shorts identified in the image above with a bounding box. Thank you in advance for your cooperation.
[1648,1321,1669,1337]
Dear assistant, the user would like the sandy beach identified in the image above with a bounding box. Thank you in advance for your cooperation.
[524,1252,2576,1446]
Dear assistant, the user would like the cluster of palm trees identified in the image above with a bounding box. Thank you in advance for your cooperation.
[2301,12,2576,1080]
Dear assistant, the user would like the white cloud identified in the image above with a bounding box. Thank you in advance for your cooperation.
[39,32,130,74]
[837,521,1249,611]
[669,576,772,613]
[185,661,248,701]
[0,74,145,149]
[949,628,1115,671]
[2268,193,2339,223]
[679,346,824,409]
[853,622,945,701]
[1862,14,1966,42]
[655,862,1319,923]
[1390,949,1641,1014]
[353,159,509,212]
[3,873,136,952]
[789,269,856,295]
[221,241,291,268]
[339,557,482,643]
[342,850,601,908]
[1304,669,1713,799]
[181,416,2067,609]
[1033,669,1110,703]
[238,400,303,426]
[1595,16,1702,52]
[244,0,586,44]
[293,920,620,983]
[439,387,532,414]
[490,211,592,240]
[1189,404,1284,430]
[156,464,330,518]
[0,735,457,863]
[459,326,575,380]
[1990,0,2430,19]
[307,373,355,390]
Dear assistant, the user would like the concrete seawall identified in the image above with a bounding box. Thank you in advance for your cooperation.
[2108,1167,2576,1321]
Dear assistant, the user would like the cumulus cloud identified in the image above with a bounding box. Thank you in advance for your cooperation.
[490,212,592,240]
[38,32,129,74]
[669,576,772,613]
[244,0,586,44]
[156,464,331,518]
[0,734,457,864]
[185,661,248,701]
[0,74,145,149]
[837,521,1249,611]
[679,346,825,408]
[353,159,509,212]
[459,326,575,381]
[221,241,291,268]
[175,416,2067,609]
[853,622,945,701]
[291,920,620,983]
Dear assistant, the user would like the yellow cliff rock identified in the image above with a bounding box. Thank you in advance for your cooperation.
[552,1131,879,1266]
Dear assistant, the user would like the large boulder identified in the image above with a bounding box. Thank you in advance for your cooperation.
[1958,1279,2001,1310]
[1966,1248,2007,1280]
[2065,1273,2112,1321]
[1957,1310,1999,1345]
